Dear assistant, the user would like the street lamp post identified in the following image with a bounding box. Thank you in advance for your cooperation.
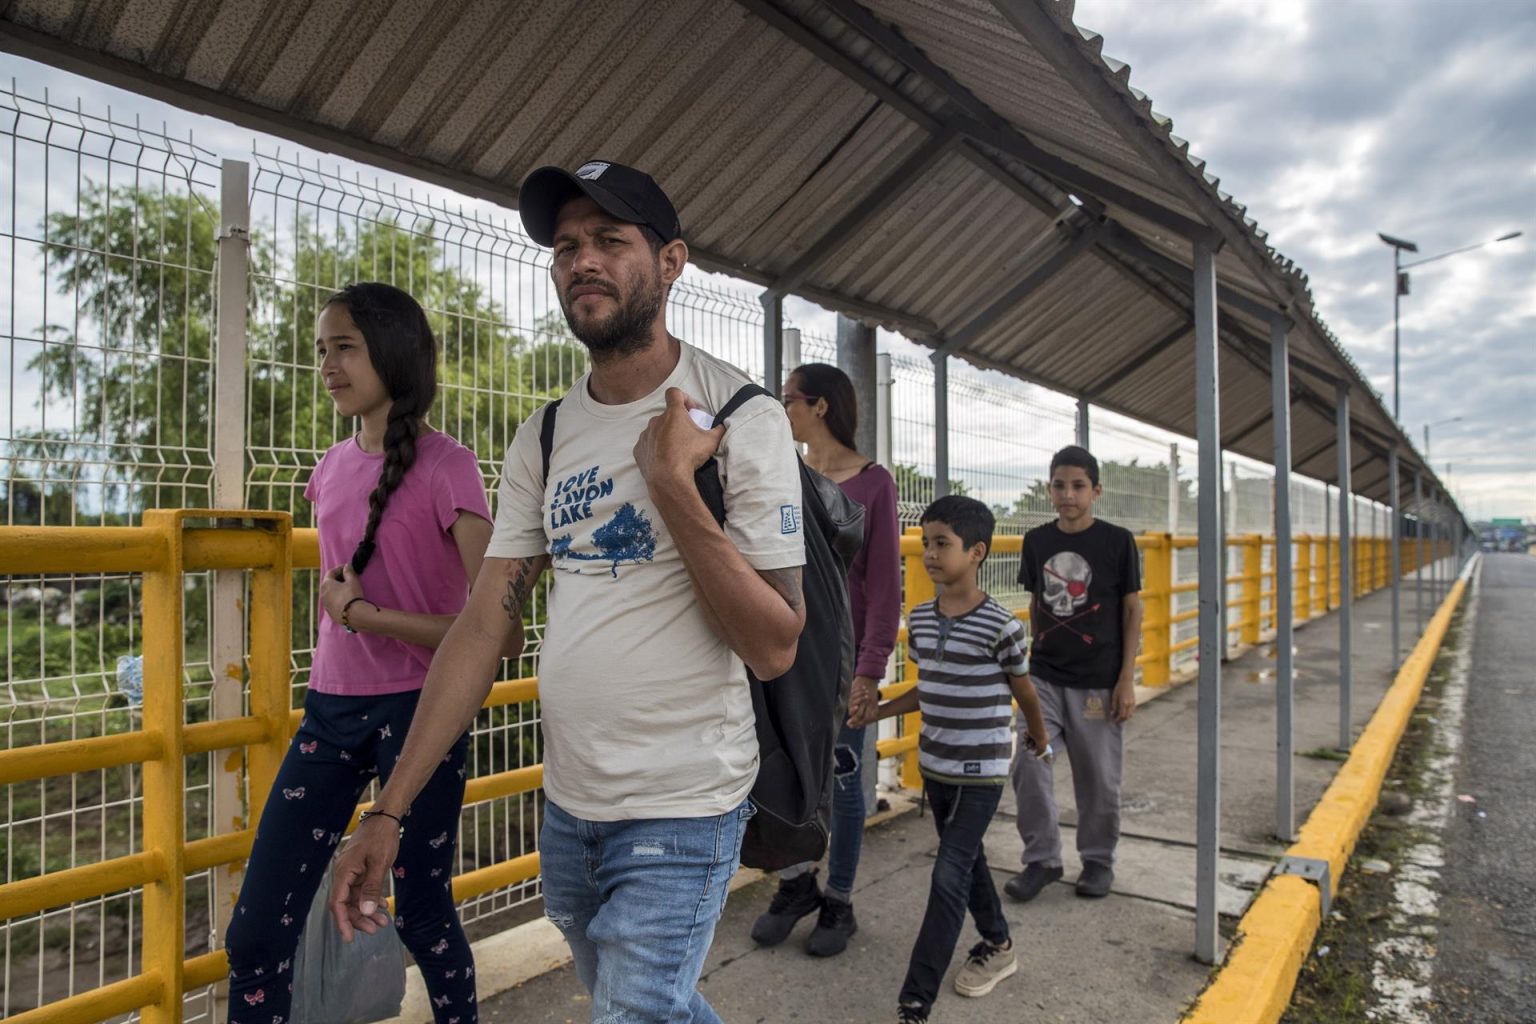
[1378,230,1522,423]
[1424,416,1463,466]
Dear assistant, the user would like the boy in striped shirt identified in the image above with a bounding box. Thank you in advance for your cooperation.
[849,495,1050,1024]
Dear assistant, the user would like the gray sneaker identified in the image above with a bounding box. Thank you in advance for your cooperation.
[953,937,1017,997]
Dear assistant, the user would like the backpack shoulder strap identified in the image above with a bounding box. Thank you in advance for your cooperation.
[712,383,774,427]
[539,398,563,486]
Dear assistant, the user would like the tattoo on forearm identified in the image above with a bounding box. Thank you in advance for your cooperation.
[762,567,804,613]
[501,560,535,622]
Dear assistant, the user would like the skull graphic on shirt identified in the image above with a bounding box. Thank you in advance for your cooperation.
[1041,551,1092,617]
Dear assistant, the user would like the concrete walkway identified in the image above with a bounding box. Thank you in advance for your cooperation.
[475,568,1457,1024]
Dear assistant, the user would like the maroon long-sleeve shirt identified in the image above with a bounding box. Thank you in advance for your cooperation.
[839,464,901,680]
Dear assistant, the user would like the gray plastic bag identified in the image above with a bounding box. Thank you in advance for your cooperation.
[290,858,406,1024]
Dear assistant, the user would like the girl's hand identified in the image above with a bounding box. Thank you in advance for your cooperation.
[847,675,879,725]
[320,563,364,625]
[847,699,880,729]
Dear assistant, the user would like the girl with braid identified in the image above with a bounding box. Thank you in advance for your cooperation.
[224,283,495,1024]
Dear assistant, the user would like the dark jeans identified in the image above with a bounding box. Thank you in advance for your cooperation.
[826,723,867,897]
[225,689,475,1024]
[899,779,1010,1012]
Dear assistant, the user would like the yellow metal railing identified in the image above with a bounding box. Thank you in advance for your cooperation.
[0,516,1451,1024]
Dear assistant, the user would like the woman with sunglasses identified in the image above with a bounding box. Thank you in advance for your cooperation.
[748,362,901,957]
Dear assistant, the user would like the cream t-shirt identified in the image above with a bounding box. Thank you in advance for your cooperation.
[487,342,804,820]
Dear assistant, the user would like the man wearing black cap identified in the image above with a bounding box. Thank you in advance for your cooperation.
[331,161,807,1022]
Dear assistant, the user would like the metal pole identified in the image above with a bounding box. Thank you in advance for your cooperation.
[1270,319,1295,840]
[1393,246,1401,423]
[1221,458,1234,660]
[210,158,251,1020]
[1336,384,1353,751]
[1168,443,1181,534]
[835,315,880,808]
[1076,396,1091,448]
[933,351,950,499]
[1193,239,1223,965]
[1389,447,1401,665]
[1324,482,1331,609]
[1414,471,1424,634]
[762,291,784,397]
[876,352,893,468]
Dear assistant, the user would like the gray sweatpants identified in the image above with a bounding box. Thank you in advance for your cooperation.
[1011,678,1124,869]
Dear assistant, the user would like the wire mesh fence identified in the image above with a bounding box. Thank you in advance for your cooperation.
[2,82,1402,1018]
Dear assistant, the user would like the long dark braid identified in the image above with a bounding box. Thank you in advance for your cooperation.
[323,282,439,576]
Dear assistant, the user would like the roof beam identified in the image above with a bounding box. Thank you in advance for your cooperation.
[1294,436,1337,471]
[991,0,1305,311]
[1225,407,1276,450]
[1096,221,1287,323]
[934,227,1095,356]
[1084,321,1190,397]
[817,0,1216,242]
[764,128,958,296]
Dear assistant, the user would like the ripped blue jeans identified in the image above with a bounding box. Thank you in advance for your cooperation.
[826,723,868,897]
[539,799,753,1023]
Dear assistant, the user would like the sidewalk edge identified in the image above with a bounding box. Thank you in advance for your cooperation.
[1182,569,1472,1024]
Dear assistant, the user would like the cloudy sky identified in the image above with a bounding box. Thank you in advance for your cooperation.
[1073,0,1536,518]
[2,0,1531,520]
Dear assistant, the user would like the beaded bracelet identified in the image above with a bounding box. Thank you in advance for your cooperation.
[341,596,380,635]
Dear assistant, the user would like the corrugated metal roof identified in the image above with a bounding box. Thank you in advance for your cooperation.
[0,0,1455,512]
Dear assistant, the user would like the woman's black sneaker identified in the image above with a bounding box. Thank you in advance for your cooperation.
[750,871,822,946]
[805,894,858,956]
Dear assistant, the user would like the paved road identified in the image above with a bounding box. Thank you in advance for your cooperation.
[1433,554,1536,1024]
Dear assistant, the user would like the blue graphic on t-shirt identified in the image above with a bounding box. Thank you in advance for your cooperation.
[550,502,657,578]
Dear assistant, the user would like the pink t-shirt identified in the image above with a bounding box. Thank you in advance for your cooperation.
[304,431,492,696]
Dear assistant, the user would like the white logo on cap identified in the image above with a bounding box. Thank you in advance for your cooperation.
[575,162,610,181]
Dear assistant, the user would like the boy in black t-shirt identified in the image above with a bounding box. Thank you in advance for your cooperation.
[1006,446,1143,902]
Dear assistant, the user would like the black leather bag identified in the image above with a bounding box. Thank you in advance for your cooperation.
[693,384,863,870]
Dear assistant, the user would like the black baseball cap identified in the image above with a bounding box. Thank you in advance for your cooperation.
[518,160,682,247]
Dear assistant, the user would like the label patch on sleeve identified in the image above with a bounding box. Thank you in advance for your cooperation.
[780,504,802,535]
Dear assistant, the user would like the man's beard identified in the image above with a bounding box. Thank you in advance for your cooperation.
[561,266,663,360]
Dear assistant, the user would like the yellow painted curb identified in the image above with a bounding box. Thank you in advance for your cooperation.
[1183,574,1469,1024]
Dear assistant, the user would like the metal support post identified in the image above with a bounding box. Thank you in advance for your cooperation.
[1413,471,1423,636]
[1193,239,1223,965]
[933,351,950,498]
[1324,483,1332,610]
[836,316,878,458]
[1168,443,1181,534]
[1336,384,1353,751]
[1270,319,1295,840]
[761,291,784,397]
[210,159,251,1017]
[1389,448,1401,665]
[875,352,893,469]
[1221,459,1233,660]
[835,320,880,809]
[1076,396,1091,449]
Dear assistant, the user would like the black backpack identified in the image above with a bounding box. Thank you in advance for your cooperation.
[538,383,864,870]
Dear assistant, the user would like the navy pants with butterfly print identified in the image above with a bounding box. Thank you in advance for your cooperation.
[225,689,476,1024]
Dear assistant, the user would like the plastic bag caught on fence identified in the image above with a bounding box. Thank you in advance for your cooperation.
[290,859,405,1024]
[115,654,143,704]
